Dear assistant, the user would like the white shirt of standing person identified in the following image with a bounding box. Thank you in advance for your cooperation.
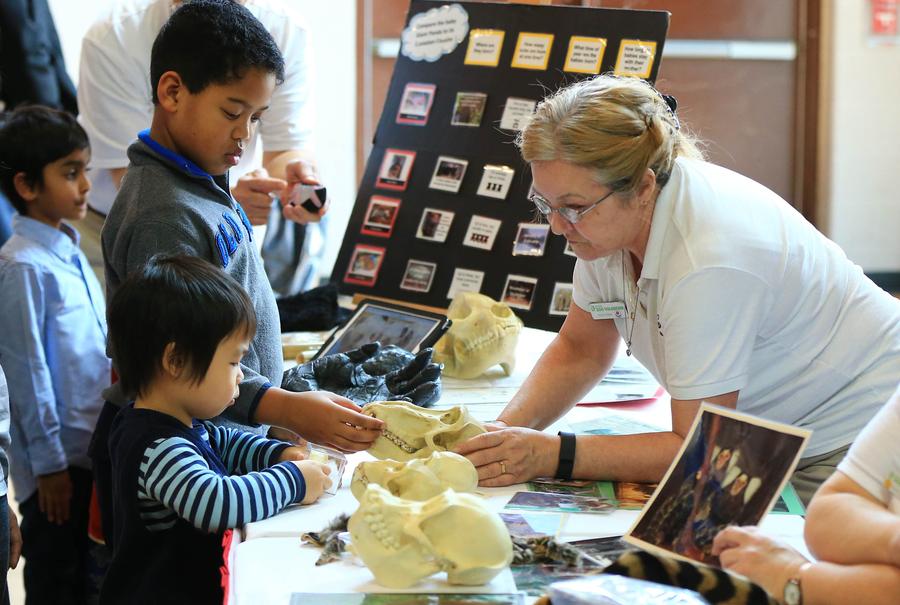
[572,156,900,458]
[77,0,316,216]
[837,383,900,514]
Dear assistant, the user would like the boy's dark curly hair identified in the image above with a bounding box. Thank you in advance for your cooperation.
[150,0,285,104]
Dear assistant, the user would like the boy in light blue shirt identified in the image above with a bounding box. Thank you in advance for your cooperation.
[0,105,110,603]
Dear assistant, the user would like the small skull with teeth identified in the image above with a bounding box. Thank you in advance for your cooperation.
[362,400,486,461]
[351,451,478,501]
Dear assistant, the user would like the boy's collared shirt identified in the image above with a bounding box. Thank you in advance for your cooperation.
[0,215,110,501]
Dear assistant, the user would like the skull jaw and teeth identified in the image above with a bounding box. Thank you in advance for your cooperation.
[350,452,479,501]
[349,484,513,588]
[434,292,523,380]
[363,401,486,461]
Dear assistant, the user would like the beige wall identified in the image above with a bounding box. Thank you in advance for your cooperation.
[822,0,900,272]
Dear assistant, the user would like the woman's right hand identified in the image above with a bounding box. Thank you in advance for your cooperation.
[293,460,332,504]
[453,426,559,487]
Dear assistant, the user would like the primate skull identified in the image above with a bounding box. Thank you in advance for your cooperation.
[351,451,478,501]
[433,292,523,379]
[364,400,486,461]
[349,484,513,588]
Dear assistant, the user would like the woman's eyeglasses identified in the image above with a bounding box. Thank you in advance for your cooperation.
[528,189,616,224]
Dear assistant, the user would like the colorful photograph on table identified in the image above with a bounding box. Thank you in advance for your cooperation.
[476,165,515,200]
[549,282,573,316]
[563,241,577,257]
[568,536,631,562]
[512,223,550,256]
[505,490,614,515]
[429,156,469,193]
[511,564,603,597]
[344,244,386,287]
[511,32,554,70]
[501,274,538,311]
[447,267,485,299]
[464,28,505,67]
[396,82,436,125]
[451,92,488,127]
[399,259,437,293]
[563,36,607,74]
[625,404,811,566]
[317,299,449,358]
[360,196,401,237]
[499,513,544,538]
[614,39,657,79]
[614,482,658,510]
[416,207,455,243]
[375,148,416,191]
[568,414,663,437]
[463,215,502,251]
[289,594,526,605]
[499,97,537,131]
[529,477,609,498]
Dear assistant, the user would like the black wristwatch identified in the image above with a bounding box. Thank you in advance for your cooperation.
[555,431,576,480]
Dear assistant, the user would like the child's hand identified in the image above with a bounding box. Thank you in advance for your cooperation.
[293,460,332,504]
[278,446,308,463]
[36,469,73,525]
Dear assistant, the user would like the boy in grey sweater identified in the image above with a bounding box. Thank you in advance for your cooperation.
[93,0,382,544]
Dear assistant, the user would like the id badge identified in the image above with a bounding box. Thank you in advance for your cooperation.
[589,301,626,320]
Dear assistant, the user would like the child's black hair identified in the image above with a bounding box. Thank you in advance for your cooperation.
[0,105,89,214]
[108,255,257,399]
[150,0,285,104]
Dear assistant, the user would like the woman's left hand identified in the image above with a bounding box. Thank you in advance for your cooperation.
[453,426,558,487]
[712,525,809,599]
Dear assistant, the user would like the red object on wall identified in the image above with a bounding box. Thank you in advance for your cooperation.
[872,0,899,36]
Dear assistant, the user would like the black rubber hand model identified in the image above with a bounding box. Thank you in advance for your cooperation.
[282,342,442,407]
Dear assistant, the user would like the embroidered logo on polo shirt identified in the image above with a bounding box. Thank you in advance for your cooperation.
[215,232,230,268]
[234,203,254,241]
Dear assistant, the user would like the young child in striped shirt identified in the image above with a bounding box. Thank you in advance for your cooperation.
[101,255,331,604]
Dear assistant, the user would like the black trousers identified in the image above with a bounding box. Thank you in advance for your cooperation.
[19,466,93,605]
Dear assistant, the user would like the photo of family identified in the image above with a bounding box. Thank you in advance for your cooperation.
[376,148,416,190]
[626,404,810,565]
[396,82,436,125]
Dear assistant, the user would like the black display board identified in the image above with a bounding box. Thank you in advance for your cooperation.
[332,1,669,331]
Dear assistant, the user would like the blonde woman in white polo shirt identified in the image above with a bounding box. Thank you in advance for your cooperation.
[454,75,900,505]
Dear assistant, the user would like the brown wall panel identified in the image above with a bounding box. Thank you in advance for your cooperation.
[656,59,796,202]
[584,1,795,39]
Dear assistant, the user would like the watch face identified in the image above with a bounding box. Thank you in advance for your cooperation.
[784,579,802,605]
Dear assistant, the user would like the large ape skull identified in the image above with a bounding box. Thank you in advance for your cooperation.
[349,484,513,588]
[433,292,523,379]
[351,451,478,501]
[364,400,486,461]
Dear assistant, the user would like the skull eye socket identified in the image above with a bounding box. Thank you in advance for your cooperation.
[440,410,460,424]
[491,304,513,318]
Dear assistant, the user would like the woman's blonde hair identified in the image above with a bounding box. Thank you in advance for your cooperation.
[518,75,703,194]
